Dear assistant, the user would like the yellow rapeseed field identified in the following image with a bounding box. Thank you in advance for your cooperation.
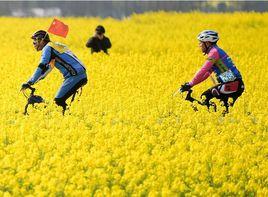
[0,12,267,196]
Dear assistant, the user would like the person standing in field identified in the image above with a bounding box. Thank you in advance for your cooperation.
[86,25,112,54]
[21,30,88,114]
[180,30,244,112]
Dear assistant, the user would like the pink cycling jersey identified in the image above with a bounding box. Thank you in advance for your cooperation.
[189,45,241,87]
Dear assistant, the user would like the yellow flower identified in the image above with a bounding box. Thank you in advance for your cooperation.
[0,12,267,195]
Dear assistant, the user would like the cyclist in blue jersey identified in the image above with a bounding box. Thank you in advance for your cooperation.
[21,30,88,114]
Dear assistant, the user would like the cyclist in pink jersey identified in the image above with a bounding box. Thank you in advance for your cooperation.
[180,30,244,112]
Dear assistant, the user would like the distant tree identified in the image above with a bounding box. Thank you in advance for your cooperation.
[217,2,227,12]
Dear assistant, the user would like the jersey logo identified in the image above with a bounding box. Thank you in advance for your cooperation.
[55,57,77,76]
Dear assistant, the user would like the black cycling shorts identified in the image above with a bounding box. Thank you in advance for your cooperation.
[202,79,244,101]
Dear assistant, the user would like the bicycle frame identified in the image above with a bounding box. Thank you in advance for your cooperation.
[21,86,44,115]
[182,89,217,112]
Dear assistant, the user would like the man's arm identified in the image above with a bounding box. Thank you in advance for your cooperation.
[86,37,95,48]
[189,49,219,87]
[27,64,53,85]
[189,61,214,87]
[103,37,112,49]
[27,46,52,85]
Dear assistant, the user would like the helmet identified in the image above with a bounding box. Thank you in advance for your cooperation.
[197,30,219,43]
[95,25,105,34]
[31,30,50,42]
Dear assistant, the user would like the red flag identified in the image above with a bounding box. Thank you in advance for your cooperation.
[48,18,69,38]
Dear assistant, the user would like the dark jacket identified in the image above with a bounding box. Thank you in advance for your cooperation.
[86,36,112,54]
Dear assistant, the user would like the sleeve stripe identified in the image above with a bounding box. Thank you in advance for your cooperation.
[38,63,46,70]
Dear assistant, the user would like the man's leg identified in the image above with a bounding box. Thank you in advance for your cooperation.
[54,74,87,114]
[201,84,222,110]
[201,79,244,113]
[54,98,68,114]
[57,78,87,106]
[218,80,244,107]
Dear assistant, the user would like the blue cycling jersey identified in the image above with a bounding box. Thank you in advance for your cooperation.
[28,42,86,84]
